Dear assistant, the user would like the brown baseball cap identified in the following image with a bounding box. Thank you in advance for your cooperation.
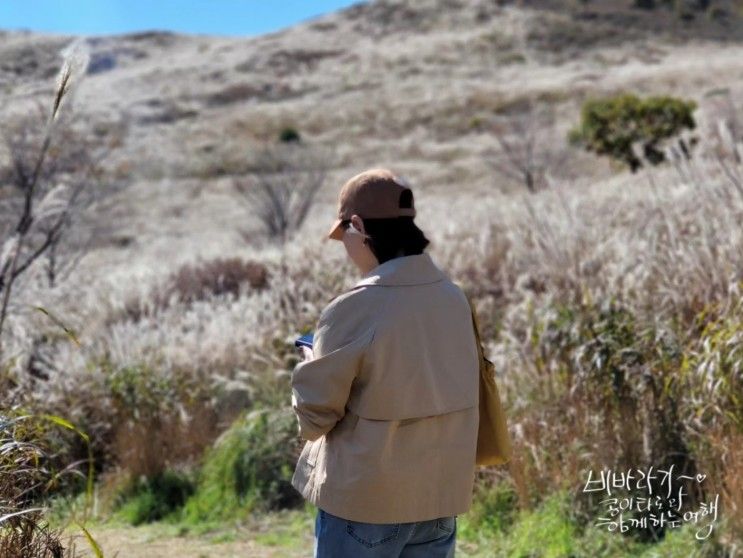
[326,168,416,241]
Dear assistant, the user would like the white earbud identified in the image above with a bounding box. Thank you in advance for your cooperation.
[347,222,371,242]
[347,223,363,236]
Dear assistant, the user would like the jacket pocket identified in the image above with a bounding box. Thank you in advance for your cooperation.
[306,437,323,468]
[346,519,400,548]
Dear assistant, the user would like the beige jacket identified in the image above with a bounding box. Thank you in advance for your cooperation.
[290,252,480,523]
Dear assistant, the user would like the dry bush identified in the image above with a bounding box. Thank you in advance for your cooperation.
[235,48,345,76]
[0,517,68,558]
[460,143,743,333]
[708,427,743,546]
[0,410,85,557]
[34,257,314,484]
[682,422,743,548]
[524,11,643,63]
[136,100,197,125]
[505,393,612,510]
[485,290,736,543]
[69,355,246,483]
[119,256,270,323]
[16,242,350,480]
[161,256,269,305]
[204,81,313,107]
[109,387,224,479]
[204,83,265,107]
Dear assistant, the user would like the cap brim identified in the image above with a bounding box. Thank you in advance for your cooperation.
[326,218,344,241]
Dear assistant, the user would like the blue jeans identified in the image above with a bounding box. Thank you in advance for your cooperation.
[314,508,457,557]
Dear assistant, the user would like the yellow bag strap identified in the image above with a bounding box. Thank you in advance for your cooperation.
[461,289,486,362]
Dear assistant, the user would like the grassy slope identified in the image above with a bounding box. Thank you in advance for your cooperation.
[4,0,743,556]
[3,0,743,292]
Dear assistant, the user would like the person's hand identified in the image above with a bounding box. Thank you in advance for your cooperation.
[301,345,314,361]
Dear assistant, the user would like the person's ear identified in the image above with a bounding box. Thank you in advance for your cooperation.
[350,214,365,234]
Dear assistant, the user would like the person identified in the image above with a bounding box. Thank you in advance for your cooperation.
[290,168,480,557]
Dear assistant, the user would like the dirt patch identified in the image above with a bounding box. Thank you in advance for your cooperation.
[60,520,315,558]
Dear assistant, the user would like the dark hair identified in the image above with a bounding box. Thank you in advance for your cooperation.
[341,216,431,264]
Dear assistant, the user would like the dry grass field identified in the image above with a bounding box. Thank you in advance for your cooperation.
[3,0,743,556]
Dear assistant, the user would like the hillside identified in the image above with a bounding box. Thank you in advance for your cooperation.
[0,0,741,300]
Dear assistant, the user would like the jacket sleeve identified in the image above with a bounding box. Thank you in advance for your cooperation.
[291,293,375,441]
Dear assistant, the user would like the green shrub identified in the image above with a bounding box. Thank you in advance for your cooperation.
[543,299,685,410]
[279,127,301,143]
[113,469,195,525]
[182,406,303,524]
[633,0,656,9]
[674,0,711,19]
[707,5,730,21]
[459,481,519,542]
[569,93,697,172]
[503,491,577,558]
[97,357,224,480]
[105,362,176,417]
[532,299,698,497]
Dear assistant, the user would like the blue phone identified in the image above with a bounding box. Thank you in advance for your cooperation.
[295,332,314,349]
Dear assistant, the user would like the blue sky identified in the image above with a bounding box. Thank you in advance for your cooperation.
[0,1,366,37]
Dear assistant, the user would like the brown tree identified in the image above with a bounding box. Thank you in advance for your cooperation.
[485,100,568,193]
[233,142,333,244]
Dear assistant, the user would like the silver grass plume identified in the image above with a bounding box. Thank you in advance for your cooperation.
[630,141,647,168]
[717,118,742,163]
[35,182,71,221]
[30,39,91,195]
[52,38,90,123]
[717,118,735,151]
[0,235,20,277]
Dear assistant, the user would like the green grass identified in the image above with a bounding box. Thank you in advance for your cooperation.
[42,395,732,558]
[458,481,519,548]
[457,486,728,558]
[252,504,317,550]
[112,469,195,526]
[179,406,302,526]
[48,480,732,558]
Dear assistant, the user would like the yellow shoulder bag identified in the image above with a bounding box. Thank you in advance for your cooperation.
[463,292,513,466]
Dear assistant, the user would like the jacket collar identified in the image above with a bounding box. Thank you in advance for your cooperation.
[348,252,446,289]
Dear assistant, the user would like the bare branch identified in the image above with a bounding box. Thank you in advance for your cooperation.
[234,142,333,244]
[485,100,566,193]
[0,38,122,355]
